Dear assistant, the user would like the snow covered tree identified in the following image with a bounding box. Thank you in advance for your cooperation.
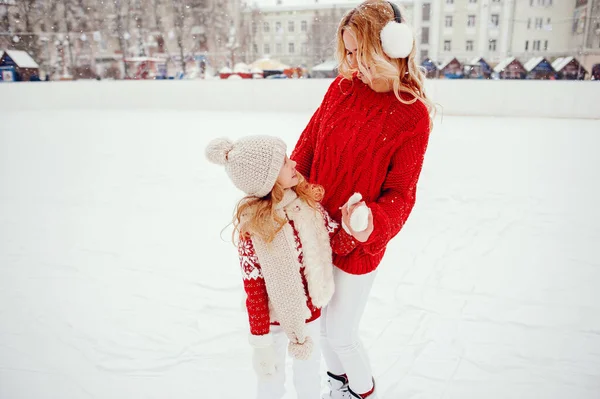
[308,7,342,66]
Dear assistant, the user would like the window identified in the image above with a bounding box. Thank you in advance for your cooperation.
[420,49,428,60]
[288,21,294,32]
[422,3,431,21]
[468,15,476,27]
[491,14,499,27]
[489,39,497,51]
[253,43,258,53]
[263,22,270,32]
[446,0,453,4]
[530,0,533,6]
[289,42,295,53]
[444,40,451,51]
[469,0,477,3]
[276,43,282,53]
[252,22,257,34]
[264,43,270,54]
[527,18,531,29]
[544,40,548,50]
[445,15,453,27]
[533,40,541,50]
[275,21,282,32]
[466,40,474,51]
[421,27,429,44]
[492,0,501,2]
[525,40,529,51]
[301,20,307,32]
[535,18,543,29]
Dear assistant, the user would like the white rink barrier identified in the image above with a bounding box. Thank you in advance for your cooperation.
[2,78,599,119]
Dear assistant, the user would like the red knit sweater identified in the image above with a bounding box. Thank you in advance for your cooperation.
[291,76,431,275]
[238,205,339,336]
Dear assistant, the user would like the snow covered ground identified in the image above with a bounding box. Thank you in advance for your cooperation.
[1,105,599,399]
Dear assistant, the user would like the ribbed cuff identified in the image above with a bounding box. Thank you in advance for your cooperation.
[248,333,273,348]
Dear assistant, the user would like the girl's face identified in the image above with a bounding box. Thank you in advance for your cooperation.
[277,156,299,189]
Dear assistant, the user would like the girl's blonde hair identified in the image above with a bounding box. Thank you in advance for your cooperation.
[336,0,435,120]
[232,173,324,243]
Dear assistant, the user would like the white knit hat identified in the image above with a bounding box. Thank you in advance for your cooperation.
[205,135,287,197]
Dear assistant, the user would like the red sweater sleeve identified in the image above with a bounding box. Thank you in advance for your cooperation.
[331,228,360,256]
[292,77,341,178]
[362,117,430,255]
[291,105,321,178]
[238,236,271,336]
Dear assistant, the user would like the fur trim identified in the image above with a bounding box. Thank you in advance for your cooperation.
[285,198,335,308]
[381,21,414,59]
[252,190,311,346]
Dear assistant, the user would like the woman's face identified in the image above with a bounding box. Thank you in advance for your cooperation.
[343,29,359,73]
[342,28,391,93]
[276,155,299,189]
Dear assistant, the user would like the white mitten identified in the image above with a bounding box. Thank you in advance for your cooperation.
[342,193,370,233]
[249,334,279,380]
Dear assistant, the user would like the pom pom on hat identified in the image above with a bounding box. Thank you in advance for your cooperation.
[206,138,235,165]
[381,21,414,59]
[288,336,314,360]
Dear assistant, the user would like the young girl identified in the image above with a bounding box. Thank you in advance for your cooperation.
[291,1,434,398]
[205,135,338,399]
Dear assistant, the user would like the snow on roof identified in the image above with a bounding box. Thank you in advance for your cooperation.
[312,59,338,71]
[523,56,547,72]
[551,56,575,72]
[1,50,39,68]
[251,58,289,70]
[493,56,517,73]
[233,63,251,73]
[469,57,489,66]
[438,57,459,70]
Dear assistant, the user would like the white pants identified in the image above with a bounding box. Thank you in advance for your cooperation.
[321,266,377,394]
[256,320,321,399]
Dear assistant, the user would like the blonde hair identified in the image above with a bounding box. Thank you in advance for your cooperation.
[336,0,435,122]
[232,173,324,243]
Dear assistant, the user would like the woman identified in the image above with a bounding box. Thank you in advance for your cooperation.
[291,1,434,398]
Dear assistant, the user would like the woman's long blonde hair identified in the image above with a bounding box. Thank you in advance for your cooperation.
[232,173,324,244]
[336,0,435,120]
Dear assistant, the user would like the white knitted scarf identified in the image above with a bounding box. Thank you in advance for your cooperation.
[251,190,335,358]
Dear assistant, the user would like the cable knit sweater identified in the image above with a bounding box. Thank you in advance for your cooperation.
[291,75,431,275]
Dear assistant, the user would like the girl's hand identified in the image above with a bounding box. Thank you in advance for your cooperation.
[341,201,374,242]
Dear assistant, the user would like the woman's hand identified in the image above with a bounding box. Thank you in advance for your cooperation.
[341,200,374,242]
